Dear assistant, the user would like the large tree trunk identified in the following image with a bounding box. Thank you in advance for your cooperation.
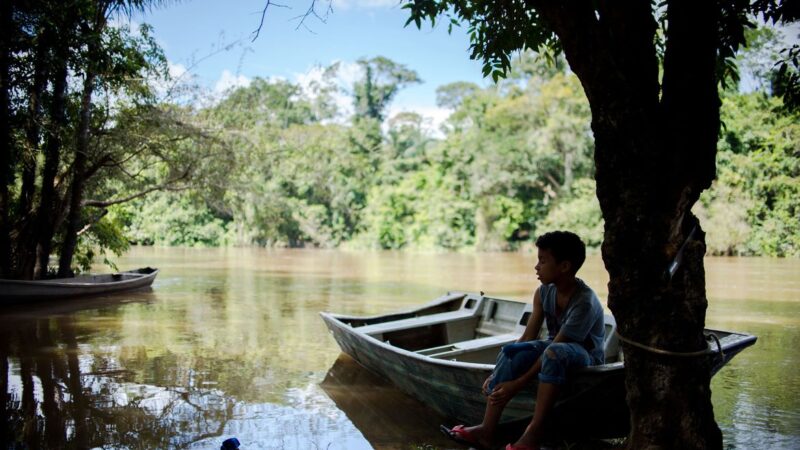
[536,1,722,448]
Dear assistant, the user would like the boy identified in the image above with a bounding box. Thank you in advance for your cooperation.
[441,231,605,450]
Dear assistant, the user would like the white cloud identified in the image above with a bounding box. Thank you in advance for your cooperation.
[335,0,401,10]
[214,69,252,94]
[293,61,364,122]
[143,61,192,103]
[292,60,452,135]
[168,62,189,80]
[387,104,452,139]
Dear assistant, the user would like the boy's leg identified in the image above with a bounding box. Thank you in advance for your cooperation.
[512,381,560,450]
[461,341,549,444]
[511,342,592,449]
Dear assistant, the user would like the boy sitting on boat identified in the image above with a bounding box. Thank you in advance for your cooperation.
[441,230,605,450]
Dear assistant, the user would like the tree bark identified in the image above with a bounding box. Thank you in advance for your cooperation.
[15,25,51,279]
[33,17,72,280]
[534,1,722,448]
[58,60,97,277]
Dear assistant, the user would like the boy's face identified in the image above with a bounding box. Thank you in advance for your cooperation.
[535,248,571,284]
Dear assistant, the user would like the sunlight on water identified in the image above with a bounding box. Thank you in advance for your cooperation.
[1,248,797,449]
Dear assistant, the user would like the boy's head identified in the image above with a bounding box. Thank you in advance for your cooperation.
[535,231,586,276]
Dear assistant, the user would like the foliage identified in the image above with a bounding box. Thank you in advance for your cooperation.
[3,2,794,274]
[537,179,604,249]
[114,50,797,257]
[72,214,131,272]
[115,191,231,247]
[0,1,228,278]
[697,91,800,256]
[353,56,422,122]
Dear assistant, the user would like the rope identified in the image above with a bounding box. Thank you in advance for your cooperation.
[616,330,725,358]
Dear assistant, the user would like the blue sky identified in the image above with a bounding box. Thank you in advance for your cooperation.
[129,1,800,126]
[129,0,489,126]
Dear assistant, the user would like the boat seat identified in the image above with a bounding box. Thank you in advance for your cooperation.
[353,309,478,337]
[417,332,518,358]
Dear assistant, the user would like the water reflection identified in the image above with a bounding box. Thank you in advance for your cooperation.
[1,315,231,448]
[0,313,373,449]
[0,248,798,449]
[320,354,454,449]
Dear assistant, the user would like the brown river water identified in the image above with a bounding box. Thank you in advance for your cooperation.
[1,247,798,449]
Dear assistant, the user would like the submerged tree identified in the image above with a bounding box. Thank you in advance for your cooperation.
[396,0,798,448]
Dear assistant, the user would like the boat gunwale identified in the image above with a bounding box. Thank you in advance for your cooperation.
[321,310,632,374]
[0,268,158,289]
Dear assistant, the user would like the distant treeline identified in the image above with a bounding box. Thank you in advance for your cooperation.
[118,51,798,256]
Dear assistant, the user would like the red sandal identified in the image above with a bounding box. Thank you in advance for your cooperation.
[440,424,486,449]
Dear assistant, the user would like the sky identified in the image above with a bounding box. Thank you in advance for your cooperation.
[127,1,800,130]
[128,0,490,130]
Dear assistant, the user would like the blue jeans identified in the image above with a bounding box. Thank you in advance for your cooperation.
[487,340,592,391]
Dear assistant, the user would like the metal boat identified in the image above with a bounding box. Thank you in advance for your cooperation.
[320,291,757,436]
[0,267,159,304]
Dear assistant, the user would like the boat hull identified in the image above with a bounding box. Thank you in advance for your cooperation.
[321,292,757,438]
[321,310,629,436]
[0,267,159,304]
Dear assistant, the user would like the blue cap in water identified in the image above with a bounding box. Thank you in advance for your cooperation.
[220,437,240,450]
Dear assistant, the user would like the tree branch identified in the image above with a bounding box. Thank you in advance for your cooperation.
[251,0,290,42]
[82,170,192,208]
[76,209,108,236]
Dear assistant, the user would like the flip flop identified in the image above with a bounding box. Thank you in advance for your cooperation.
[440,424,485,449]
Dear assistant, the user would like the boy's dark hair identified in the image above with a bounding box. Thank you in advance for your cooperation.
[535,231,586,274]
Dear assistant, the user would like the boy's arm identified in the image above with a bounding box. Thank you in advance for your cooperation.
[517,287,545,342]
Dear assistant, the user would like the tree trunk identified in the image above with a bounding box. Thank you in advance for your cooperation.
[15,26,51,279]
[0,0,13,277]
[58,7,108,277]
[58,69,95,277]
[33,38,70,280]
[535,1,722,448]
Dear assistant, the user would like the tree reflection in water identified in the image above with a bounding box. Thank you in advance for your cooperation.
[1,316,235,449]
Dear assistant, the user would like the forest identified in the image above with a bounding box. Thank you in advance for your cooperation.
[117,32,799,257]
[1,3,798,280]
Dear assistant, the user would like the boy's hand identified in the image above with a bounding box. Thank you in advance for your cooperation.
[488,379,522,405]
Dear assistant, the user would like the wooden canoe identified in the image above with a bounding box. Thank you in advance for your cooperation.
[320,291,757,437]
[0,267,159,304]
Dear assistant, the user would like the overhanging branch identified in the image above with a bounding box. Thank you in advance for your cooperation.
[81,169,192,208]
